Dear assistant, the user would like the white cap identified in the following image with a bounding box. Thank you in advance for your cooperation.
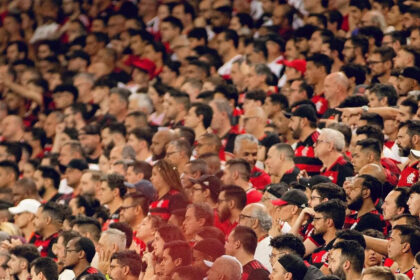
[411,149,420,158]
[9,199,41,215]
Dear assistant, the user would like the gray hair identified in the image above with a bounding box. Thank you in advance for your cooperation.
[211,99,232,116]
[253,207,272,232]
[129,93,154,114]
[320,128,345,152]
[234,134,258,153]
[102,228,126,251]
[122,145,136,161]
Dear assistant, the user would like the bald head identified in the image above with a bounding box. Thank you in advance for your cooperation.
[2,115,24,141]
[326,72,350,92]
[212,255,242,280]
[151,129,176,159]
[359,163,386,183]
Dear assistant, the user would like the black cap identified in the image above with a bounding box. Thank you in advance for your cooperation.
[124,179,156,202]
[299,175,331,188]
[265,183,289,198]
[190,175,222,196]
[271,189,308,208]
[277,254,308,280]
[67,159,89,171]
[400,66,420,83]
[292,104,317,123]
[194,238,225,260]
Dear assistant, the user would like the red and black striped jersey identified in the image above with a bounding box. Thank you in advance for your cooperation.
[294,131,323,176]
[320,155,354,187]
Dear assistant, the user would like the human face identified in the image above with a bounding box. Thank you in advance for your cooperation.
[190,183,207,204]
[367,92,383,107]
[269,260,289,280]
[308,31,323,55]
[351,145,371,173]
[309,189,323,208]
[206,261,224,280]
[410,29,420,49]
[265,147,282,176]
[30,266,43,280]
[368,53,386,77]
[221,167,235,186]
[304,61,322,86]
[150,132,168,158]
[398,76,417,96]
[364,247,383,268]
[394,49,412,69]
[65,167,83,188]
[396,126,412,157]
[152,231,165,257]
[238,206,256,228]
[98,181,114,205]
[160,22,177,43]
[288,116,302,140]
[136,216,155,241]
[381,190,400,221]
[344,177,365,211]
[217,191,231,222]
[79,133,99,156]
[54,236,67,266]
[387,229,405,260]
[33,207,47,234]
[183,207,202,238]
[196,135,216,157]
[323,75,338,102]
[119,197,139,226]
[314,133,331,159]
[224,230,237,256]
[285,39,299,61]
[328,249,346,279]
[108,259,125,280]
[79,173,96,196]
[7,255,23,275]
[414,259,420,280]
[312,212,328,235]
[288,80,304,105]
[63,238,80,269]
[343,40,356,63]
[53,91,73,109]
[13,212,32,230]
[184,107,201,129]
[235,139,258,167]
[150,167,168,194]
[165,144,183,167]
[407,192,420,216]
[387,5,401,26]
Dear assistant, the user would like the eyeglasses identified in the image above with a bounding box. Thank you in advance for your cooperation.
[312,216,327,221]
[239,214,255,220]
[310,195,322,200]
[120,204,139,211]
[243,116,258,122]
[191,187,203,192]
[65,248,80,253]
[217,199,229,204]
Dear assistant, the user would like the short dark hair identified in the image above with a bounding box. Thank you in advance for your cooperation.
[332,240,365,273]
[0,141,22,162]
[359,112,384,130]
[71,237,96,263]
[349,35,369,56]
[269,233,305,258]
[102,173,127,198]
[53,84,79,101]
[187,203,214,226]
[0,160,19,180]
[30,257,58,280]
[340,64,367,85]
[130,128,153,146]
[162,16,183,31]
[157,223,186,243]
[42,201,65,223]
[220,185,247,210]
[10,244,40,264]
[127,161,152,180]
[163,240,192,266]
[356,125,384,147]
[111,251,142,277]
[124,192,149,215]
[232,225,258,255]
[401,98,418,116]
[358,26,383,47]
[268,94,288,109]
[37,166,60,189]
[312,183,346,201]
[187,28,208,44]
[226,158,251,181]
[191,103,213,129]
[306,53,333,74]
[392,225,420,256]
[335,229,366,249]
[358,174,382,202]
[356,138,382,160]
[222,29,239,48]
[314,199,346,229]
[245,90,266,104]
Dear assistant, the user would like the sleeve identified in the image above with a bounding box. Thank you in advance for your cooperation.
[248,269,270,280]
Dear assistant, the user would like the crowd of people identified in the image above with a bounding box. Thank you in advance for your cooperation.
[0,0,419,279]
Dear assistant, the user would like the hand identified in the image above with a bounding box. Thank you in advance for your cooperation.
[301,207,315,217]
[98,248,113,274]
[297,169,309,180]
[336,107,362,116]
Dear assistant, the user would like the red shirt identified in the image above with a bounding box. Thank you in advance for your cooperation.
[311,94,328,116]
[397,161,419,187]
[246,188,262,204]
[250,166,271,190]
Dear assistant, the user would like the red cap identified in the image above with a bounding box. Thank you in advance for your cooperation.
[271,199,289,206]
[282,59,306,75]
[131,58,156,80]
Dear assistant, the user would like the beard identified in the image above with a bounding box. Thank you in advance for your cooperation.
[38,186,46,197]
[218,206,231,222]
[347,193,363,211]
[330,265,346,280]
[292,125,302,140]
[398,144,411,157]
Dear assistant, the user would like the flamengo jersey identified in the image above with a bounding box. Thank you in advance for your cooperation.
[294,131,323,176]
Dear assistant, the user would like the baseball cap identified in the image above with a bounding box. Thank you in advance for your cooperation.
[400,66,420,83]
[190,175,222,196]
[204,255,243,274]
[131,58,156,80]
[9,199,41,215]
[282,59,306,75]
[271,189,308,208]
[67,159,89,171]
[265,183,289,198]
[277,254,308,280]
[291,104,317,123]
[299,175,331,188]
[194,238,225,260]
[125,179,156,202]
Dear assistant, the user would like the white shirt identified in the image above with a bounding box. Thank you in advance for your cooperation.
[254,235,272,272]
[217,54,243,78]
[58,269,75,280]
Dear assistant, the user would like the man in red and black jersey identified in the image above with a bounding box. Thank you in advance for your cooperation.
[265,143,300,185]
[309,200,346,268]
[387,225,420,280]
[31,202,62,258]
[397,121,420,187]
[225,225,270,280]
[314,128,354,186]
[343,175,387,235]
[63,237,103,280]
[288,104,323,176]
[98,173,127,230]
[234,134,271,191]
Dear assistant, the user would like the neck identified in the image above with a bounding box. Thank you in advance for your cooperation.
[223,50,238,63]
[174,111,186,124]
[107,197,123,214]
[42,226,58,240]
[137,149,152,161]
[323,228,337,245]
[396,254,414,273]
[21,223,36,241]
[176,161,187,174]
[90,146,102,160]
[73,260,90,278]
[320,152,341,170]
[131,217,144,230]
[346,271,361,280]
[357,200,376,218]
[157,186,171,199]
[9,131,24,142]
[194,125,207,139]
[377,72,391,84]
[207,199,217,209]
[42,187,58,202]
[299,127,315,143]
[268,53,282,63]
[17,270,30,280]
[116,110,127,122]
[251,128,265,140]
[235,252,254,266]
[215,122,232,138]
[314,79,325,95]
[285,131,295,144]
[287,214,299,229]
[329,93,347,108]
[277,161,295,180]
[254,228,268,241]
[354,55,366,65]
[230,209,240,224]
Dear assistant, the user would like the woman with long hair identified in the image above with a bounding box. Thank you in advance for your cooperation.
[149,159,186,220]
